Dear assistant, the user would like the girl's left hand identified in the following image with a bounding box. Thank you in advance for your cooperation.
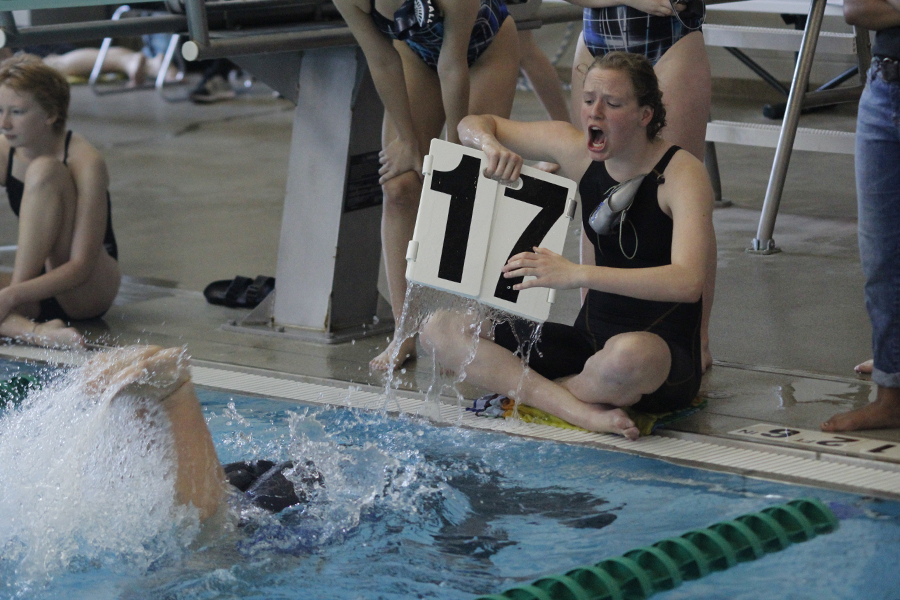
[501,247,584,290]
[378,137,423,184]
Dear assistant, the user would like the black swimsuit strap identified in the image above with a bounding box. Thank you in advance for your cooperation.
[63,130,72,166]
[6,130,73,180]
[5,145,13,185]
[650,145,681,181]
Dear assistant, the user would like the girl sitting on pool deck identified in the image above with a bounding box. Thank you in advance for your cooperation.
[421,51,714,440]
[0,55,121,349]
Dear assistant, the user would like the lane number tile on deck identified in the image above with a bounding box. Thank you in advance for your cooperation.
[729,423,900,461]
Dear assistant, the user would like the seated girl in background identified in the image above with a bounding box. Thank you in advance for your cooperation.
[421,52,714,439]
[0,55,121,348]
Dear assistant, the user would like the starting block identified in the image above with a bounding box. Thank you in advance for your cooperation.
[406,139,578,323]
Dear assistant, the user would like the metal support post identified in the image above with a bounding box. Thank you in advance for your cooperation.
[749,0,828,255]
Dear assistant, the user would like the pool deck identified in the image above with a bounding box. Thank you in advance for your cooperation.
[2,52,894,499]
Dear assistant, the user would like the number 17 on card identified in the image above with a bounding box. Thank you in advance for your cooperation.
[405,139,578,323]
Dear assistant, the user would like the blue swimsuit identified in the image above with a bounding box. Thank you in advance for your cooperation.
[370,0,508,70]
[583,6,702,66]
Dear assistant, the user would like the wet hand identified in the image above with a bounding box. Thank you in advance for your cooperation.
[378,138,423,184]
[501,247,583,291]
[627,0,677,16]
[481,137,523,185]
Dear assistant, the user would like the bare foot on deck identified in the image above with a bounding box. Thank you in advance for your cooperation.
[370,335,417,371]
[822,387,900,432]
[575,405,640,440]
[855,359,874,375]
[23,319,85,350]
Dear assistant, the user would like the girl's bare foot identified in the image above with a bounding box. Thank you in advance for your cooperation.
[24,319,85,349]
[822,387,900,432]
[578,405,640,440]
[855,359,874,375]
[370,335,417,371]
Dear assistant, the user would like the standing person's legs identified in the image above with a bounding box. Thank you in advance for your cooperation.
[517,29,569,122]
[470,19,521,119]
[652,31,715,372]
[370,43,446,371]
[824,73,900,431]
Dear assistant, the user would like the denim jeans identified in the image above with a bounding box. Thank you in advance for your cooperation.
[857,64,900,388]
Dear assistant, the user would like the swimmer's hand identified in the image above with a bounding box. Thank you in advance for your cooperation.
[379,137,423,184]
[481,136,523,186]
[502,247,585,291]
[80,345,191,403]
[626,0,678,17]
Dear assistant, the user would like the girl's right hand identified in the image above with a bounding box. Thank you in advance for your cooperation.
[481,137,523,185]
[626,0,678,16]
[379,137,423,184]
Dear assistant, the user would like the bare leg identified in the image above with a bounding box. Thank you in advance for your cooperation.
[43,47,147,86]
[420,311,674,439]
[0,313,84,348]
[517,30,569,123]
[822,385,900,432]
[370,170,426,371]
[11,155,120,322]
[80,346,226,520]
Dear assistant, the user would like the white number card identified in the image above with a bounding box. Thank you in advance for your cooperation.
[405,139,578,322]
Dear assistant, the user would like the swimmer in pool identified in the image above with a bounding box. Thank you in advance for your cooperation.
[0,55,122,349]
[330,0,520,371]
[76,345,321,521]
[420,52,714,440]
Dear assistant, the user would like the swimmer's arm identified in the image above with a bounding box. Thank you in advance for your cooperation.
[844,0,900,28]
[2,145,111,310]
[458,114,586,182]
[436,0,479,145]
[162,380,227,521]
[563,0,677,17]
[333,0,422,181]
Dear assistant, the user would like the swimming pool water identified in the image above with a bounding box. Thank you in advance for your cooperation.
[1,360,899,600]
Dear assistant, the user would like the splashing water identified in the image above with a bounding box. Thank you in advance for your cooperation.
[383,283,549,422]
[0,367,197,596]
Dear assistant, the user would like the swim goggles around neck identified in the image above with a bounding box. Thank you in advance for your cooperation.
[390,0,439,39]
[670,0,705,31]
[588,175,646,237]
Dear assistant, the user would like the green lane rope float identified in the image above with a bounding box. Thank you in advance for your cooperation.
[475,498,839,600]
[0,374,40,412]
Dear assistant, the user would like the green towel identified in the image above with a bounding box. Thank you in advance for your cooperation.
[0,374,41,412]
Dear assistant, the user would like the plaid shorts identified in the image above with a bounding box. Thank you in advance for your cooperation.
[583,6,702,65]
